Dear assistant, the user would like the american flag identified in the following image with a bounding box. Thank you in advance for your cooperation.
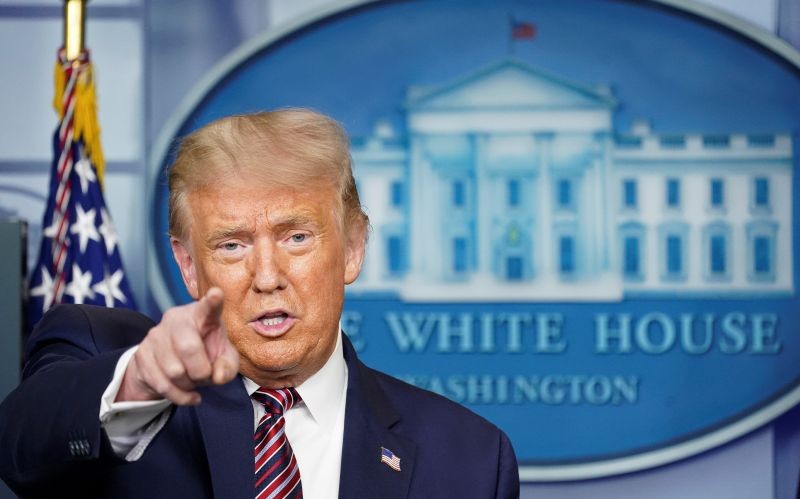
[27,48,136,327]
[510,18,537,40]
[380,447,401,472]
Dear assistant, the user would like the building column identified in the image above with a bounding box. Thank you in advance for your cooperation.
[589,156,605,276]
[409,134,434,280]
[474,133,492,279]
[536,133,554,278]
[599,134,614,273]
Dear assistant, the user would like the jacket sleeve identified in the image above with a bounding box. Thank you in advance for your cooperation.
[495,430,521,499]
[0,305,151,496]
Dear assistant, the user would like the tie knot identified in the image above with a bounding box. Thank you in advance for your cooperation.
[252,387,300,415]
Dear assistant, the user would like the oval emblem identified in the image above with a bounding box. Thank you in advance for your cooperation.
[148,0,800,480]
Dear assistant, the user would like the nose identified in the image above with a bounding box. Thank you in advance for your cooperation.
[250,240,288,293]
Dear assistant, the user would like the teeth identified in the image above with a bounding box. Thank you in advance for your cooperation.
[260,315,286,327]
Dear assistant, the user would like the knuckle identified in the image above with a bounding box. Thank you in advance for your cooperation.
[162,362,185,380]
[174,337,201,356]
[190,363,212,381]
[144,326,169,350]
[151,379,171,396]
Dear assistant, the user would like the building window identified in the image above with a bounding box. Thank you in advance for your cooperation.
[387,235,405,274]
[499,223,532,282]
[666,178,680,208]
[390,181,404,208]
[560,236,575,274]
[557,179,572,209]
[666,235,682,275]
[620,222,645,280]
[710,235,726,274]
[624,237,640,277]
[753,236,770,274]
[710,178,725,208]
[453,237,468,273]
[703,223,731,280]
[506,256,523,281]
[453,180,465,207]
[508,179,520,207]
[659,223,688,281]
[753,177,769,209]
[746,222,777,282]
[623,179,637,209]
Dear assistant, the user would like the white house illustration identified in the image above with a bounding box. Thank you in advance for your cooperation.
[348,59,793,302]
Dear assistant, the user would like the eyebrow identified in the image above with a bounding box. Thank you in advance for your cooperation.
[204,224,252,244]
[270,213,318,230]
[203,212,321,244]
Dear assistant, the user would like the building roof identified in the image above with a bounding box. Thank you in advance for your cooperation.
[405,58,617,111]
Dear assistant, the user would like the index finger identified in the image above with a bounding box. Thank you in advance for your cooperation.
[194,287,224,337]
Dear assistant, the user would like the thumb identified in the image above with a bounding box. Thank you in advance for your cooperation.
[211,340,240,385]
[195,287,224,337]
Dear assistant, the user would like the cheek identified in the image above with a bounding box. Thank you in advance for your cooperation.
[294,254,344,297]
[222,307,251,349]
[308,277,342,306]
[306,274,346,323]
[201,259,251,290]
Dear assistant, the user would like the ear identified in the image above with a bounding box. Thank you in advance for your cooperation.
[343,226,366,285]
[171,237,200,300]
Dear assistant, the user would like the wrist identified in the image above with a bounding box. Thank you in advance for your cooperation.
[115,354,159,403]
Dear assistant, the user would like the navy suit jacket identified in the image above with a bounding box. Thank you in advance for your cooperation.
[0,305,519,498]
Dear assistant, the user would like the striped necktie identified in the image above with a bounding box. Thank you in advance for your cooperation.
[252,387,303,499]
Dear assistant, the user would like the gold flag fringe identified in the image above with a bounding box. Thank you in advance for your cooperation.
[53,57,106,185]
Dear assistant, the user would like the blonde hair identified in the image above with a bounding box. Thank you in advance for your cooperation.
[168,108,368,241]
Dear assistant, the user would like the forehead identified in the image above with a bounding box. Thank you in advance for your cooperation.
[184,177,342,232]
[198,146,338,192]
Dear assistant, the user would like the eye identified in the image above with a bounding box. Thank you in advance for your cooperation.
[290,233,308,243]
[221,242,240,251]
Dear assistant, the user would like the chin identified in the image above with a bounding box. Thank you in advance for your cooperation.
[255,353,300,373]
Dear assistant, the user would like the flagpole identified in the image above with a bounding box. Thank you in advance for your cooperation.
[27,0,136,326]
[507,14,514,57]
[64,0,87,62]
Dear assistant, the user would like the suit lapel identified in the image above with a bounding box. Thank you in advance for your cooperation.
[195,377,254,499]
[339,336,416,499]
[192,336,417,499]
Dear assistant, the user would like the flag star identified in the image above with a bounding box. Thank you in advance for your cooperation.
[29,266,55,311]
[92,268,127,307]
[43,219,57,239]
[98,208,119,255]
[65,264,95,304]
[43,213,63,240]
[70,204,100,253]
[74,156,96,194]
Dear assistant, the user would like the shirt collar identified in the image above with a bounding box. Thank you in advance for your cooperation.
[242,331,347,425]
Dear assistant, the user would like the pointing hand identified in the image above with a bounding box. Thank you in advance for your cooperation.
[117,287,240,405]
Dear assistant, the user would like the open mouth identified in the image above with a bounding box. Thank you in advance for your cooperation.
[251,310,295,338]
[260,313,289,327]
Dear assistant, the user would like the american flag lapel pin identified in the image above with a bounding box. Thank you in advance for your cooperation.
[380,446,401,472]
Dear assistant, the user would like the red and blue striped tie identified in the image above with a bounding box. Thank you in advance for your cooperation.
[252,387,303,499]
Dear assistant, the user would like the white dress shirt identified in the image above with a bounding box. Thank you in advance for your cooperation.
[99,333,348,499]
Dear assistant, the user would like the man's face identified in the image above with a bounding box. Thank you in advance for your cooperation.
[171,175,364,388]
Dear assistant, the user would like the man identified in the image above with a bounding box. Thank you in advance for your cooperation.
[0,109,519,498]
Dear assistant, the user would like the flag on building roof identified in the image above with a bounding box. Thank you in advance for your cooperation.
[510,18,537,40]
[28,48,136,327]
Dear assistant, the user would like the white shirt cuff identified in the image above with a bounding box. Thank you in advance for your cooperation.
[99,346,173,461]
